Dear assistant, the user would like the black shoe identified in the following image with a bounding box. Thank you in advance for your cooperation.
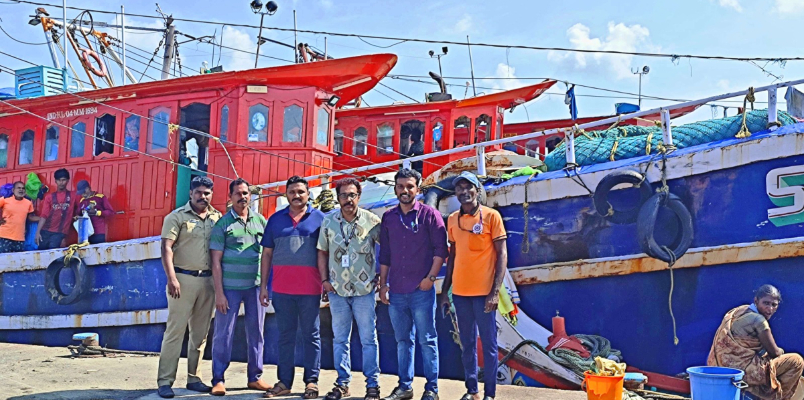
[157,385,175,399]
[382,386,413,400]
[421,390,438,400]
[482,397,494,400]
[186,381,212,393]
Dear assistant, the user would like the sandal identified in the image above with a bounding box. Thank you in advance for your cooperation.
[303,382,319,399]
[364,386,381,400]
[324,385,350,400]
[263,382,291,398]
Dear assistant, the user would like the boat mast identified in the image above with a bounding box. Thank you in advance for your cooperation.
[160,17,176,80]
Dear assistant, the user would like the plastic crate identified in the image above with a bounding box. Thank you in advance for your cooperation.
[15,66,67,99]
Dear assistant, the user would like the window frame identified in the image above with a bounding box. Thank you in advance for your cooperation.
[431,119,445,152]
[246,102,271,145]
[0,129,10,169]
[315,106,331,148]
[123,114,143,153]
[333,128,344,154]
[147,106,172,155]
[352,126,369,157]
[18,128,36,167]
[68,118,90,160]
[42,124,61,164]
[93,113,119,158]
[375,121,397,157]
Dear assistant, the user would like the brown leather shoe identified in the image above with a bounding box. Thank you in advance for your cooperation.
[247,379,273,391]
[211,382,226,396]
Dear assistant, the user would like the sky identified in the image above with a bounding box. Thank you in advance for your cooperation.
[2,0,804,125]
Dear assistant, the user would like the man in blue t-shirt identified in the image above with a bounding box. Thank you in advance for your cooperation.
[260,176,326,398]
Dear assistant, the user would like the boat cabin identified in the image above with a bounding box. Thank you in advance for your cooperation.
[0,54,397,242]
[332,80,555,178]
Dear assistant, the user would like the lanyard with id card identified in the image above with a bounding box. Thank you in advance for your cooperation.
[339,217,358,269]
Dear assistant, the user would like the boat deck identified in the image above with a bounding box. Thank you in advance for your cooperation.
[2,343,586,400]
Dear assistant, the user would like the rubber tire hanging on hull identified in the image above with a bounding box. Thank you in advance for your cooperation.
[593,170,654,224]
[637,192,694,263]
[45,256,88,305]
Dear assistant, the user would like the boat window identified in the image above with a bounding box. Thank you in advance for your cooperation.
[377,123,395,155]
[179,103,211,171]
[220,105,229,142]
[432,121,444,152]
[475,114,491,143]
[19,129,34,165]
[496,117,502,141]
[94,114,116,156]
[454,116,470,146]
[248,104,269,142]
[400,120,423,157]
[334,129,344,154]
[525,139,540,158]
[124,115,140,152]
[148,108,170,153]
[546,136,562,154]
[353,127,368,156]
[70,122,86,158]
[317,108,330,146]
[283,104,303,143]
[44,125,59,161]
[0,134,8,168]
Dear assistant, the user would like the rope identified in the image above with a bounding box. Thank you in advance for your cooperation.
[312,189,337,213]
[610,137,620,161]
[547,335,622,377]
[662,244,680,346]
[212,137,239,178]
[736,87,756,138]
[521,172,538,254]
[63,242,88,265]
[645,131,654,155]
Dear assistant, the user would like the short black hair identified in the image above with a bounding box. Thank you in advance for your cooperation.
[13,180,24,187]
[229,177,250,194]
[394,168,421,186]
[54,168,70,180]
[335,177,362,196]
[286,175,309,190]
[755,284,782,302]
[190,176,214,191]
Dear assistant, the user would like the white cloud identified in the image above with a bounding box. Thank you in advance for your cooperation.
[547,22,653,80]
[774,0,804,14]
[480,63,524,92]
[717,79,731,91]
[219,26,258,71]
[452,14,472,34]
[714,0,743,12]
[320,0,333,9]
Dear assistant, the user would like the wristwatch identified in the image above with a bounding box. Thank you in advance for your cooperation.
[428,275,437,282]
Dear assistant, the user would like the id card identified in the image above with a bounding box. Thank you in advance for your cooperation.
[341,254,350,268]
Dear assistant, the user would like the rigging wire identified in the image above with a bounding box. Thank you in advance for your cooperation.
[6,0,804,63]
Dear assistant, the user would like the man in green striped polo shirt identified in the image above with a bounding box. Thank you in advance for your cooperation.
[209,178,271,396]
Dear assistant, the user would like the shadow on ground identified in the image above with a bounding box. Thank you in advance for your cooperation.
[8,389,152,400]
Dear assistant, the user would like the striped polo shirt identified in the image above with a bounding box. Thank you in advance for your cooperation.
[209,208,267,290]
[261,203,325,295]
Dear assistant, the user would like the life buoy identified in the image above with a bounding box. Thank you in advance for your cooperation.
[45,256,88,305]
[637,192,694,263]
[80,49,107,78]
[593,170,654,224]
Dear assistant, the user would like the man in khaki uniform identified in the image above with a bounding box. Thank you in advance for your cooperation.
[156,177,222,399]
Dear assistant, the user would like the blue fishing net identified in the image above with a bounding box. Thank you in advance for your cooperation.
[543,109,798,171]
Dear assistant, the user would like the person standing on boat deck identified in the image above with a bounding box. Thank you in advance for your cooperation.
[439,171,508,400]
[34,168,78,250]
[317,177,383,400]
[75,180,114,244]
[0,181,36,254]
[156,176,222,399]
[260,176,325,399]
[379,168,447,400]
[708,284,804,400]
[209,178,271,396]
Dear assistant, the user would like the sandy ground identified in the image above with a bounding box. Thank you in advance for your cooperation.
[0,343,587,400]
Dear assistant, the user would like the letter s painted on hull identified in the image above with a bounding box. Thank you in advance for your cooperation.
[767,165,804,227]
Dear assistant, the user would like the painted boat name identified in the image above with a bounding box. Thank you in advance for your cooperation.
[46,106,98,120]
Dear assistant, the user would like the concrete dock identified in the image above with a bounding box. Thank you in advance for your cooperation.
[1,343,587,400]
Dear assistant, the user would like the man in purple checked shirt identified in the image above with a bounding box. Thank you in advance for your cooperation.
[379,168,448,400]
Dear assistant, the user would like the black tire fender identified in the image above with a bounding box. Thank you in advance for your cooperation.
[45,256,88,305]
[637,192,694,263]
[593,170,654,224]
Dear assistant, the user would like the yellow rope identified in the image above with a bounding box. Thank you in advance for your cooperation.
[63,242,88,265]
[736,87,755,139]
[633,117,663,127]
[617,127,628,137]
[606,115,623,131]
[645,131,654,155]
[610,138,620,161]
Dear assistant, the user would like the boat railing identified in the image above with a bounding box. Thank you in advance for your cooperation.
[258,78,804,190]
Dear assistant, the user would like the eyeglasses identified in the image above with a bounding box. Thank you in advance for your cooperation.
[337,193,359,201]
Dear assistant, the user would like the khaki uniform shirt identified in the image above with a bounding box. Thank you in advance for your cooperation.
[161,202,222,271]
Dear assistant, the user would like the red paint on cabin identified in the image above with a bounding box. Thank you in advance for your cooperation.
[0,54,397,241]
[332,81,556,178]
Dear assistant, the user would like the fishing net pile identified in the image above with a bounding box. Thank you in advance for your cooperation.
[544,109,798,171]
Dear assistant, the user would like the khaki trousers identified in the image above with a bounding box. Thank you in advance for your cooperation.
[157,272,215,386]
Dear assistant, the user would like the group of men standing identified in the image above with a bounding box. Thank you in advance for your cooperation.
[157,169,507,400]
[0,168,113,253]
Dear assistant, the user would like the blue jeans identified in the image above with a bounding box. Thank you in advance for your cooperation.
[212,287,265,385]
[273,293,321,388]
[453,295,498,398]
[389,287,439,393]
[329,291,380,388]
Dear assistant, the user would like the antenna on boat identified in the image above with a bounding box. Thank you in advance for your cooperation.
[293,10,298,64]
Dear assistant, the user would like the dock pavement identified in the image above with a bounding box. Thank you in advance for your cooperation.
[1,343,586,400]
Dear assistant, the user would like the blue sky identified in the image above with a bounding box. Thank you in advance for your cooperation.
[2,0,804,124]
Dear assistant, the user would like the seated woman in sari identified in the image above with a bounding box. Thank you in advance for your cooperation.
[708,284,804,400]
